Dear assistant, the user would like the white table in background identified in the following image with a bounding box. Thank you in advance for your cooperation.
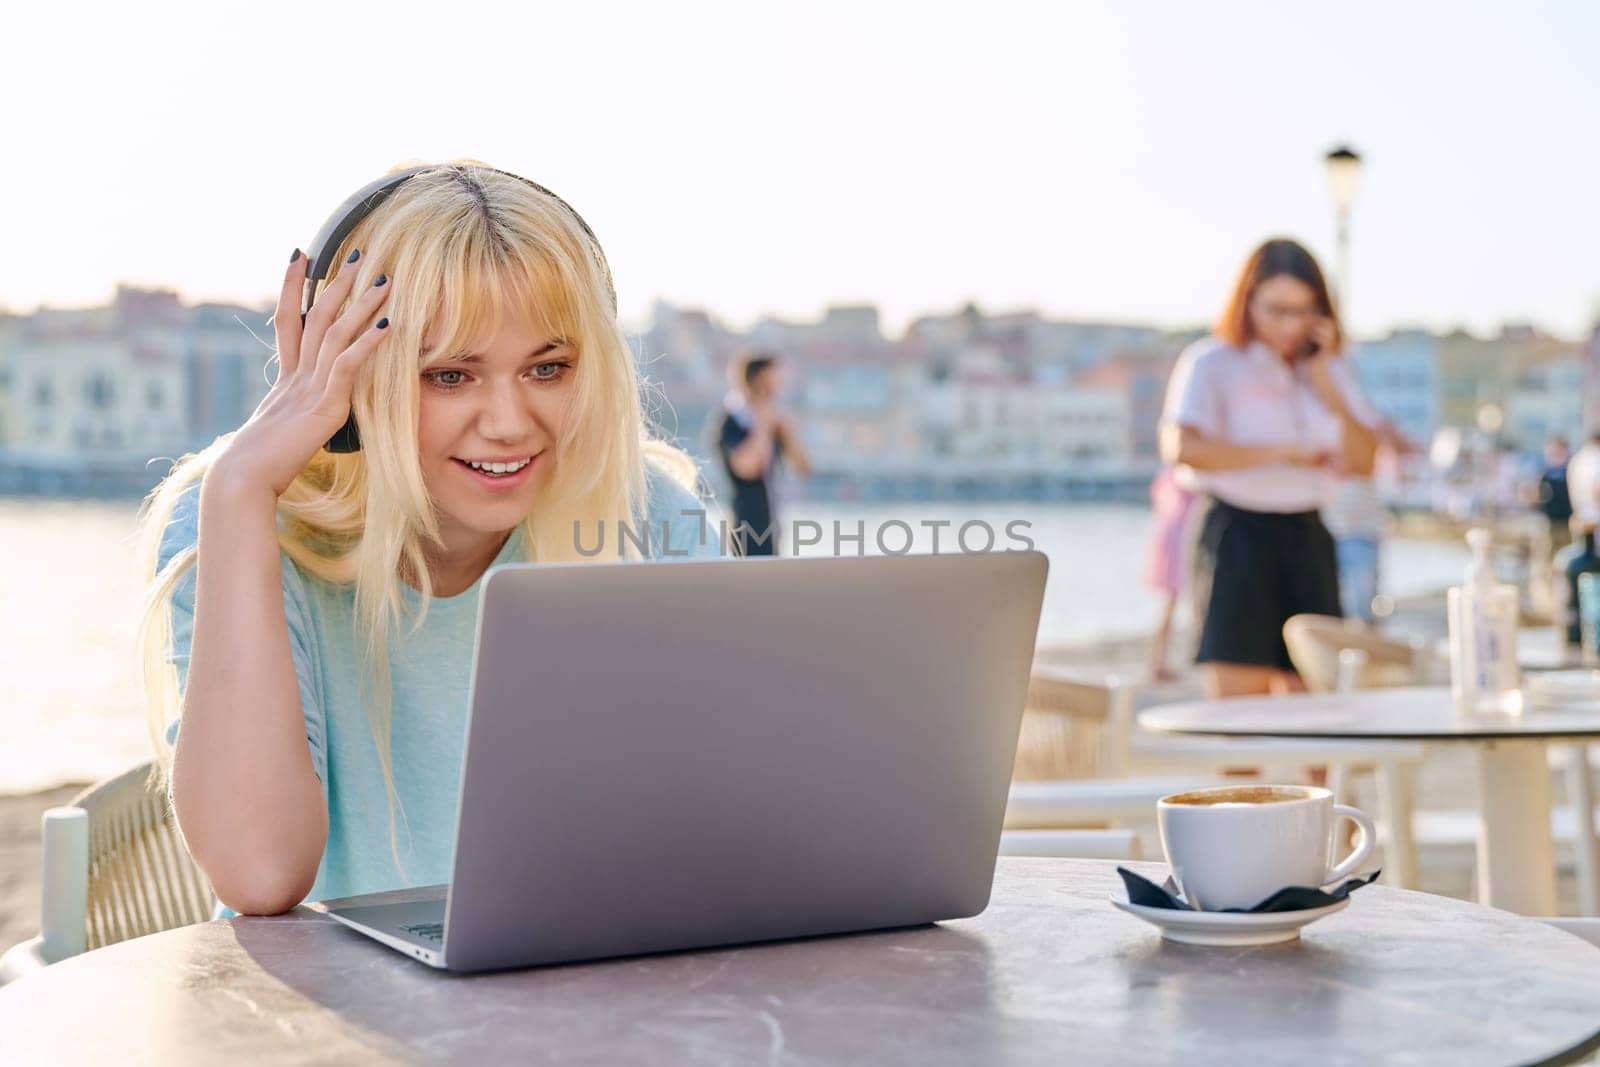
[1140,686,1600,916]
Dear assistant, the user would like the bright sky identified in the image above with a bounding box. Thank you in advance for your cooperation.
[5,1,1596,340]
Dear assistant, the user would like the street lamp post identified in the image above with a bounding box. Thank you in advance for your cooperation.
[1324,145,1363,312]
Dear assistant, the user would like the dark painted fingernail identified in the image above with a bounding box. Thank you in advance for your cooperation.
[289,248,301,263]
[374,274,388,287]
[376,317,389,330]
[347,248,361,264]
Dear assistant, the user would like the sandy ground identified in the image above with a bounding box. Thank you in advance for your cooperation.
[0,591,1586,950]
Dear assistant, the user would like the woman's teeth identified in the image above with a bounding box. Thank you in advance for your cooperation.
[462,458,530,476]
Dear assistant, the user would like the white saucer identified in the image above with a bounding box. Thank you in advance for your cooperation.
[1110,895,1349,946]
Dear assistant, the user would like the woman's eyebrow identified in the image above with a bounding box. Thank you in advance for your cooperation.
[425,341,565,364]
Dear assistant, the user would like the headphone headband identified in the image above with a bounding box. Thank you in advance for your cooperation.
[301,164,614,452]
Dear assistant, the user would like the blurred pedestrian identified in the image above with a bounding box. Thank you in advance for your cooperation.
[1326,419,1414,624]
[1535,434,1574,552]
[1160,238,1379,699]
[708,351,811,556]
[1569,433,1600,530]
[1143,465,1197,682]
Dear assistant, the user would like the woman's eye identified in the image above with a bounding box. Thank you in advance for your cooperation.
[426,369,467,388]
[531,361,571,381]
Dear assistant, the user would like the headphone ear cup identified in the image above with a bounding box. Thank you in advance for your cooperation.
[325,413,362,453]
[298,308,363,453]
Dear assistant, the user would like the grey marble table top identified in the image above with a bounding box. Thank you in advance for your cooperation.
[2,859,1598,1066]
[1142,685,1600,741]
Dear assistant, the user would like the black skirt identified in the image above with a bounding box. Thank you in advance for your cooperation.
[1190,495,1342,671]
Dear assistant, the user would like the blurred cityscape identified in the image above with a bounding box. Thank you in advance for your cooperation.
[2,284,1598,502]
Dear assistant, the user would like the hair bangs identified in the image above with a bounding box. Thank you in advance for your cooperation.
[418,243,581,370]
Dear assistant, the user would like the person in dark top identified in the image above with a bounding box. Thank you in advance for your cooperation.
[710,351,811,556]
[1537,434,1574,551]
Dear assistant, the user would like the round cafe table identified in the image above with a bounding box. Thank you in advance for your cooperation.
[2,859,1599,1066]
[1141,685,1600,916]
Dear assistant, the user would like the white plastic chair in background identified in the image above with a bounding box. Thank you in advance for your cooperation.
[1017,656,1426,888]
[0,808,88,983]
[0,763,214,985]
[1004,671,1230,841]
[1559,744,1600,914]
[1325,646,1422,891]
[1282,614,1433,693]
[1277,616,1444,890]
[999,829,1140,860]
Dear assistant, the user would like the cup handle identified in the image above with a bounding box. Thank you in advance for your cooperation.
[1324,804,1377,886]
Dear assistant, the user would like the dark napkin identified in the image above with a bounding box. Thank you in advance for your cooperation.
[1116,866,1381,914]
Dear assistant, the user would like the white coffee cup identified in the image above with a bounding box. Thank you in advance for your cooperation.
[1157,784,1376,911]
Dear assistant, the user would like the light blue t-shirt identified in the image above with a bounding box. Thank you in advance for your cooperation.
[159,463,722,917]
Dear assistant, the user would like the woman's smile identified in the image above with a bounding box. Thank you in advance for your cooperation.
[451,454,538,492]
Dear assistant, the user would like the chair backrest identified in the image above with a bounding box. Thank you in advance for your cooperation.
[1012,669,1134,781]
[70,762,214,950]
[1282,614,1427,693]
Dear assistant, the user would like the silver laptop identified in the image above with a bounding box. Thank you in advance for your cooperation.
[321,549,1048,972]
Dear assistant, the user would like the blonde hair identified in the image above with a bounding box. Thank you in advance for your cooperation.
[135,159,698,880]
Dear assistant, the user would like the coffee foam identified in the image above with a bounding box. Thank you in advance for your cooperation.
[1163,786,1311,806]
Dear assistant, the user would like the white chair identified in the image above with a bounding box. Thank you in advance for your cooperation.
[1282,614,1435,693]
[1022,656,1428,889]
[0,763,215,985]
[1004,672,1231,843]
[998,831,1139,863]
[0,808,86,983]
[1005,776,1243,828]
[1124,625,1430,824]
[1022,663,1422,790]
[998,829,1140,860]
[1324,643,1423,892]
[1277,617,1441,890]
[1405,757,1600,916]
[1556,743,1600,915]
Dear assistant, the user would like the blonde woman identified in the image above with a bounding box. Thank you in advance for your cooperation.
[136,162,719,918]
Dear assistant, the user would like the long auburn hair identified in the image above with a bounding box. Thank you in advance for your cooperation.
[1214,237,1343,351]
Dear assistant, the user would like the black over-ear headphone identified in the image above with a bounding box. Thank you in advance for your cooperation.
[300,164,615,453]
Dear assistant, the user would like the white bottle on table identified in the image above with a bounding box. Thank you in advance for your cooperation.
[1447,528,1523,715]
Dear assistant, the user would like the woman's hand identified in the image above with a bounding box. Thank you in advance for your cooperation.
[1300,314,1378,475]
[215,250,392,497]
[1301,316,1351,418]
[1307,314,1341,359]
